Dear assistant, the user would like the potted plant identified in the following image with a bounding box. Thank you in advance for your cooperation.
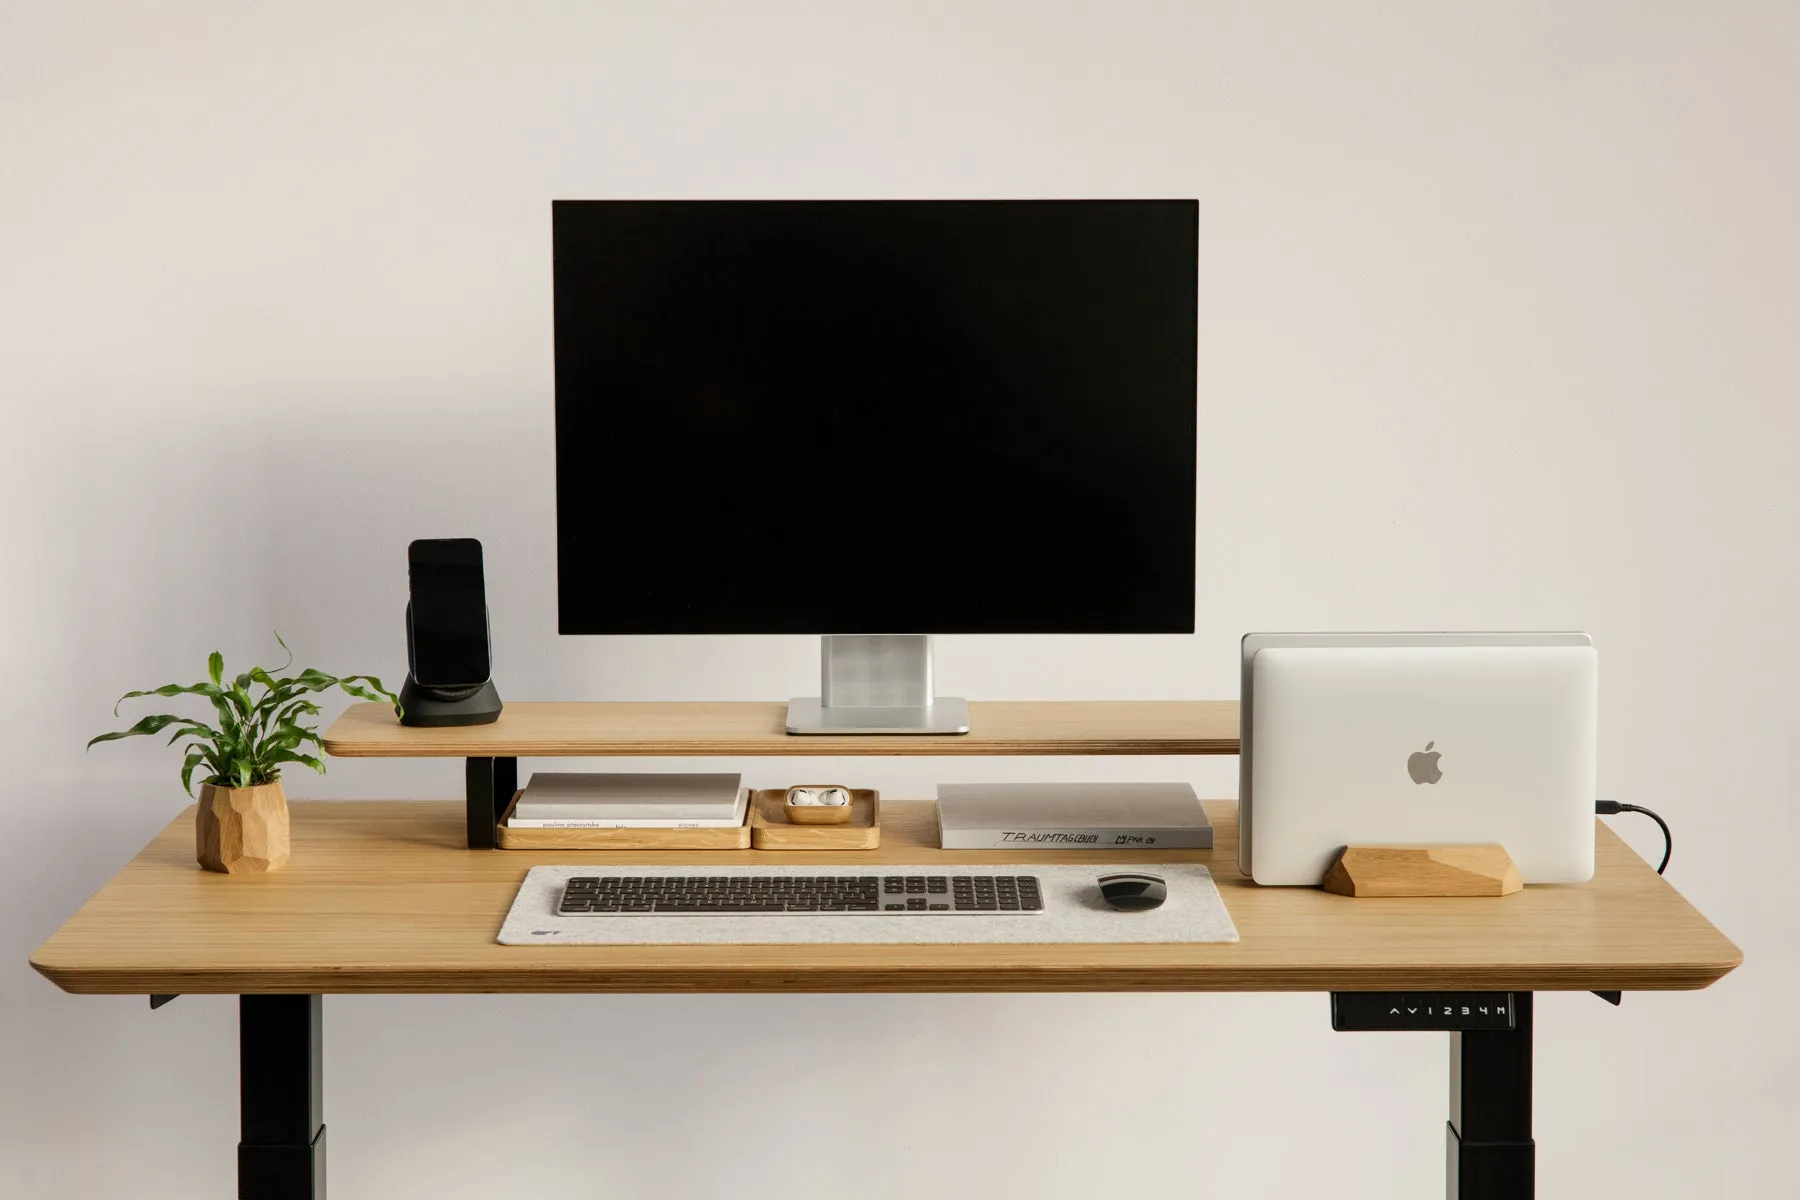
[88,635,397,874]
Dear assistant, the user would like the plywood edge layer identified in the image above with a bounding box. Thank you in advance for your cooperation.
[29,960,1744,996]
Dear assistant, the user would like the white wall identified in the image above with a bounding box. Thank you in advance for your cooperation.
[3,2,1795,1196]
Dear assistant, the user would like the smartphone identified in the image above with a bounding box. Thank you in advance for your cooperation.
[407,538,492,689]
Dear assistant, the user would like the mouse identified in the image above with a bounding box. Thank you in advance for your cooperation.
[1098,871,1167,912]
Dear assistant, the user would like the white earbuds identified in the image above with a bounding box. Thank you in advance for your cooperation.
[787,786,850,806]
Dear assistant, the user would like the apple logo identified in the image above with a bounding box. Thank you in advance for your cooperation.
[1407,741,1443,785]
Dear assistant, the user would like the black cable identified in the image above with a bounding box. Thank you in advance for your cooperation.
[1595,801,1671,874]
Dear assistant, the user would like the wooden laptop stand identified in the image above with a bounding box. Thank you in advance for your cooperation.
[1323,844,1524,897]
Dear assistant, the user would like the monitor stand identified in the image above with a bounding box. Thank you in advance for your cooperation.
[785,635,971,735]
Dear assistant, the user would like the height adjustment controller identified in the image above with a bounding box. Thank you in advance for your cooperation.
[1330,992,1517,1031]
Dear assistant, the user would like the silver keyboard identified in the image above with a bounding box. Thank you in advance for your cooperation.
[557,871,1044,915]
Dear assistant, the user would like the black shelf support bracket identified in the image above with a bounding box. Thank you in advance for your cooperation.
[149,993,179,1010]
[465,756,517,849]
[239,994,325,1200]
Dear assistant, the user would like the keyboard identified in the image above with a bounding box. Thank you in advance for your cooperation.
[557,872,1044,915]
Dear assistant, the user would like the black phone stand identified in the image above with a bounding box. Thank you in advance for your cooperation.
[398,675,502,727]
[398,599,502,727]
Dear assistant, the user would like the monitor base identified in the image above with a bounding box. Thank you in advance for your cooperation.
[786,635,970,735]
[784,696,971,735]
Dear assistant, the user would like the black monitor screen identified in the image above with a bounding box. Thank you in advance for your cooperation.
[553,199,1197,634]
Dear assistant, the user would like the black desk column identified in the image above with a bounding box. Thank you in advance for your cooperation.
[239,995,324,1200]
[1448,991,1534,1198]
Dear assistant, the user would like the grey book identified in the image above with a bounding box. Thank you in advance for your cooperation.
[935,782,1213,850]
[514,772,745,826]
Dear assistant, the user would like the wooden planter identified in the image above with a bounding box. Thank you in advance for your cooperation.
[196,781,290,874]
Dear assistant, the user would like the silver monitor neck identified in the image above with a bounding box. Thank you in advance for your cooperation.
[786,635,971,735]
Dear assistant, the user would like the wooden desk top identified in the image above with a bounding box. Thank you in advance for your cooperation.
[31,800,1739,996]
[321,701,1240,758]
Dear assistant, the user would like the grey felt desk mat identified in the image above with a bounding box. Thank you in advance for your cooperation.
[499,863,1238,946]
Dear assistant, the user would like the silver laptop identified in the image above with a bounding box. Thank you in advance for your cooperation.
[1241,633,1597,885]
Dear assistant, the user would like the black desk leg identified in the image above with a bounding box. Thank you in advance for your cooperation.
[465,756,517,849]
[1448,991,1533,1199]
[239,995,325,1200]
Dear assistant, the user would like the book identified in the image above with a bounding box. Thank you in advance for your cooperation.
[512,772,746,827]
[503,789,750,828]
[934,782,1213,850]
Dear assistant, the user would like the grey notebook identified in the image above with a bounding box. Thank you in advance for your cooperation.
[935,782,1213,850]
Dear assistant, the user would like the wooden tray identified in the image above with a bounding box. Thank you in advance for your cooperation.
[495,791,752,850]
[749,788,881,850]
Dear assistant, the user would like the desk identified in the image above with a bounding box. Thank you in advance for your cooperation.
[32,798,1739,1197]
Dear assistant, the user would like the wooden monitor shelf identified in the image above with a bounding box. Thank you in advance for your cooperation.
[322,700,1239,758]
[320,700,1240,848]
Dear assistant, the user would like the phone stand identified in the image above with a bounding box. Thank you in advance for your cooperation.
[398,675,502,727]
[398,595,502,727]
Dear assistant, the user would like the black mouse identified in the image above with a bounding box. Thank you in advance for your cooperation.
[1098,871,1167,912]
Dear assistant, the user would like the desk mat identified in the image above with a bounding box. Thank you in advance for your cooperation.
[498,863,1238,946]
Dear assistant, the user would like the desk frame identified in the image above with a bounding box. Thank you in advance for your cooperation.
[217,986,1539,1200]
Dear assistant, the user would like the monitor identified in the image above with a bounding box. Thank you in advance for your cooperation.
[552,199,1198,732]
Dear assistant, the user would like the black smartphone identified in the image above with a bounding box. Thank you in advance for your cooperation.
[407,538,491,689]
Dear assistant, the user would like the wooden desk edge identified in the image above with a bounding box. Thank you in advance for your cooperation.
[30,958,1741,996]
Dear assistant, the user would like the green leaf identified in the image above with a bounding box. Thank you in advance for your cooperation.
[88,712,206,749]
[335,681,388,705]
[337,675,400,706]
[232,759,252,788]
[245,668,291,725]
[263,720,321,745]
[272,631,295,673]
[180,747,212,796]
[165,718,221,745]
[289,668,340,692]
[273,698,322,721]
[265,748,326,774]
[208,690,240,734]
[207,651,224,686]
[113,681,223,717]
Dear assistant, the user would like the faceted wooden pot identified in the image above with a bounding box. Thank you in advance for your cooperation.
[196,781,290,873]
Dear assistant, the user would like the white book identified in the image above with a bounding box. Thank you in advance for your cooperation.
[505,791,750,829]
[935,782,1213,850]
[513,772,745,825]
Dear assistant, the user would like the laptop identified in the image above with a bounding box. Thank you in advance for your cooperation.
[1241,633,1597,885]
